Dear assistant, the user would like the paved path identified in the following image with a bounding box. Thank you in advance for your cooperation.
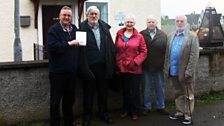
[88,101,224,126]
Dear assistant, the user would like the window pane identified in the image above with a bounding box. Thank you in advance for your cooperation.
[86,2,108,23]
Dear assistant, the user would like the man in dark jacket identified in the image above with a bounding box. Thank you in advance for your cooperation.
[79,5,115,126]
[47,6,80,126]
[140,15,168,115]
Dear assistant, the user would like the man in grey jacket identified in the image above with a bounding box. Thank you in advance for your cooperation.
[164,15,199,125]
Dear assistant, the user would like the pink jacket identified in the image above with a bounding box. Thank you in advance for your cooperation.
[115,28,147,74]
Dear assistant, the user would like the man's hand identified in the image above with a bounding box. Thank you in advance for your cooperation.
[184,74,191,80]
[68,40,80,46]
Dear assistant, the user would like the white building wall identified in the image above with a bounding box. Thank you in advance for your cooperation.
[0,0,160,62]
[0,0,37,62]
[109,0,161,38]
[20,0,37,61]
[0,0,14,62]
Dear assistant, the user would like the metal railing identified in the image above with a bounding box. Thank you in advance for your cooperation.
[33,43,48,60]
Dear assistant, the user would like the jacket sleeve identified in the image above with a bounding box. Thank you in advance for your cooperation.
[47,27,70,55]
[185,35,200,76]
[164,34,173,78]
[133,35,147,66]
[103,26,116,79]
[77,23,95,80]
[78,46,95,80]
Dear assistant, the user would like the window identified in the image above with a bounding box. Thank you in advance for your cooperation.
[85,2,108,23]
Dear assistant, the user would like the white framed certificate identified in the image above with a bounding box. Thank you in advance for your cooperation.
[76,31,86,46]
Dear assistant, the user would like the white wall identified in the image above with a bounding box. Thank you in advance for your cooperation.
[109,0,161,38]
[0,0,37,62]
[20,0,37,61]
[0,0,161,62]
[0,1,14,62]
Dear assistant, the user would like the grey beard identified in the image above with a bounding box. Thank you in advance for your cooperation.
[90,20,98,25]
[176,26,185,33]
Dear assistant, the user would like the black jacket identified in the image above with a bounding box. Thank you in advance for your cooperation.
[79,19,115,79]
[140,28,167,72]
[47,22,79,73]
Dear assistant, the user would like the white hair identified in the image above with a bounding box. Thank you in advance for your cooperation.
[175,15,188,32]
[146,15,158,22]
[86,6,100,15]
[146,15,158,24]
[124,14,136,23]
[175,15,187,23]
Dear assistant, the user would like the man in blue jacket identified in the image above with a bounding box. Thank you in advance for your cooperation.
[47,6,80,126]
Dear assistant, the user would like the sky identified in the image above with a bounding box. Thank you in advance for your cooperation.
[161,0,224,19]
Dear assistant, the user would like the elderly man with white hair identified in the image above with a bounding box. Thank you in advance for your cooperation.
[79,5,115,126]
[164,15,199,125]
[140,15,168,116]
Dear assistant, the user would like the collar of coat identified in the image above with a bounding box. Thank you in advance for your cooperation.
[117,27,139,37]
[80,19,111,31]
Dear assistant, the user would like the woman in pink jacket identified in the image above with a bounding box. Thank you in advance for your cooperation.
[115,14,147,121]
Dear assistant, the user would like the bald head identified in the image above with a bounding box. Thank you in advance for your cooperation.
[146,15,158,31]
[175,15,187,32]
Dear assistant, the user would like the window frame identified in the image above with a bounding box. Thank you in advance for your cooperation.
[84,0,109,23]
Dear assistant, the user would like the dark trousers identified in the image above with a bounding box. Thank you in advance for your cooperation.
[83,64,108,118]
[49,72,76,126]
[121,73,142,115]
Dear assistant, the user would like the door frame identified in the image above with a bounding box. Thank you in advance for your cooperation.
[37,0,79,59]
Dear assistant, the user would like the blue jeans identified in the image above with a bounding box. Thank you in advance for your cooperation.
[143,71,165,110]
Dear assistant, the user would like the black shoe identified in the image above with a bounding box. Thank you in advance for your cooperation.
[83,115,91,126]
[182,118,193,125]
[101,115,113,125]
[157,109,169,115]
[73,120,82,126]
[131,114,139,121]
[82,121,90,126]
[142,109,151,116]
[169,113,184,120]
[120,112,128,118]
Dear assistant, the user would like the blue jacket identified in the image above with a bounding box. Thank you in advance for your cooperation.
[47,22,79,73]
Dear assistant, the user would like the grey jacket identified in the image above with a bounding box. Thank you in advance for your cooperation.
[164,29,199,82]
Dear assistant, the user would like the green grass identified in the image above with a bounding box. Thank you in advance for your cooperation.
[195,90,224,105]
[166,90,224,111]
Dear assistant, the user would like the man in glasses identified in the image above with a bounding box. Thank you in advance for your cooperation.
[47,6,80,126]
[164,15,199,125]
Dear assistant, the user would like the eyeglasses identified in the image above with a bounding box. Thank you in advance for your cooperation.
[62,14,71,17]
[176,20,184,23]
[89,12,98,16]
[126,21,134,24]
[148,21,155,23]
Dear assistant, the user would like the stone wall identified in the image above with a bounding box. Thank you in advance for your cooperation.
[0,61,49,124]
[1,49,224,124]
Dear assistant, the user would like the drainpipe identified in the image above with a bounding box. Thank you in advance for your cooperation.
[14,0,22,62]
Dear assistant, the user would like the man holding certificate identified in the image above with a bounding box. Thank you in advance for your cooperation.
[47,6,80,126]
[79,5,115,126]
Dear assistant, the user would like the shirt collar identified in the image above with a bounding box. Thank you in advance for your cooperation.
[148,28,156,34]
[88,22,99,29]
[175,31,185,36]
[60,22,72,32]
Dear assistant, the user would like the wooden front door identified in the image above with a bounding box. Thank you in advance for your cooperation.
[42,5,65,59]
